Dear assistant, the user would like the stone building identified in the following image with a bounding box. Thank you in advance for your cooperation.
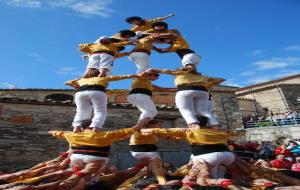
[0,85,242,171]
[236,74,300,116]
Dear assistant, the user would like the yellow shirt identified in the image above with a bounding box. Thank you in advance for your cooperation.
[146,29,190,51]
[67,75,133,88]
[129,131,158,145]
[50,128,135,147]
[143,128,232,145]
[131,17,166,32]
[131,78,153,91]
[161,69,221,88]
[79,41,131,55]
[134,35,156,52]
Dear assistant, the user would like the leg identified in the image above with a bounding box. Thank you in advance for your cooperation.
[99,53,114,76]
[73,92,92,132]
[148,158,167,185]
[194,91,219,127]
[88,91,108,130]
[175,91,199,125]
[128,52,150,74]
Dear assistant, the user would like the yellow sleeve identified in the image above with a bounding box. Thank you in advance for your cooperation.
[114,41,131,47]
[106,75,133,82]
[50,131,66,139]
[107,128,135,142]
[117,175,142,188]
[79,44,92,54]
[151,17,166,23]
[146,128,186,140]
[161,69,186,75]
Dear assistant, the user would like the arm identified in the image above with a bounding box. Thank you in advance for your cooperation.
[79,44,92,54]
[64,79,80,89]
[108,124,145,142]
[141,128,186,141]
[48,131,66,140]
[152,13,175,22]
[114,52,130,59]
[106,74,139,82]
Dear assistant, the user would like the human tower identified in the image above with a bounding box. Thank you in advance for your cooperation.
[0,14,238,190]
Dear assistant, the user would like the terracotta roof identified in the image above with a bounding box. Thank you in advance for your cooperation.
[235,73,300,92]
[0,97,178,110]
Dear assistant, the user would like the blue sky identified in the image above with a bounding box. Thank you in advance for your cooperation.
[0,0,299,89]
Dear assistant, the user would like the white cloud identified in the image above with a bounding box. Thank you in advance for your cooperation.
[252,57,300,70]
[2,0,41,8]
[1,82,17,89]
[240,71,255,76]
[282,45,300,51]
[1,0,114,17]
[250,49,266,56]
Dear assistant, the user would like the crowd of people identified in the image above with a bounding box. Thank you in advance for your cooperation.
[243,110,300,128]
[1,14,300,190]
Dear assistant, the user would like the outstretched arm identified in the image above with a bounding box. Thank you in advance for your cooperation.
[64,79,80,89]
[152,13,175,22]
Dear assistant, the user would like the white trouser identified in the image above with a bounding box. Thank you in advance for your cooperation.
[127,94,158,120]
[129,52,150,74]
[73,91,108,129]
[182,53,201,66]
[191,152,235,178]
[206,99,219,125]
[87,53,114,75]
[70,154,109,164]
[131,151,161,161]
[175,90,210,124]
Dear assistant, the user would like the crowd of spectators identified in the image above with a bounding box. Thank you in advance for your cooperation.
[242,110,300,128]
[228,138,300,173]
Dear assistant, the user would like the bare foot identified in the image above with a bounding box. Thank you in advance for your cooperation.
[73,126,82,133]
[92,128,101,132]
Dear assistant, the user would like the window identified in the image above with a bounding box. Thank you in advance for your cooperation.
[44,93,73,101]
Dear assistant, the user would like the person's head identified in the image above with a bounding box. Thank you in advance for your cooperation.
[146,120,163,128]
[296,157,300,163]
[152,22,168,31]
[162,162,174,170]
[260,160,271,168]
[84,69,100,78]
[119,30,136,39]
[276,154,285,161]
[125,16,144,25]
[227,140,235,145]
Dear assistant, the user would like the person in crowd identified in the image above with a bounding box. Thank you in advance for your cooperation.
[141,65,224,128]
[146,22,201,67]
[65,69,138,132]
[79,36,133,77]
[126,14,175,32]
[141,125,236,188]
[270,154,293,169]
[46,123,146,189]
[292,157,300,172]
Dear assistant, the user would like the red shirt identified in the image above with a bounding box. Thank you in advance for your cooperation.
[292,163,300,172]
[270,159,292,169]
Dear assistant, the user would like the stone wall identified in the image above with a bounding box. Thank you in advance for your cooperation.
[0,101,189,172]
[281,84,300,111]
[244,125,300,142]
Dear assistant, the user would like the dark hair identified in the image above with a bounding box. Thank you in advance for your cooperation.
[117,46,125,51]
[152,22,168,29]
[119,30,136,38]
[126,16,143,23]
[109,38,121,43]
